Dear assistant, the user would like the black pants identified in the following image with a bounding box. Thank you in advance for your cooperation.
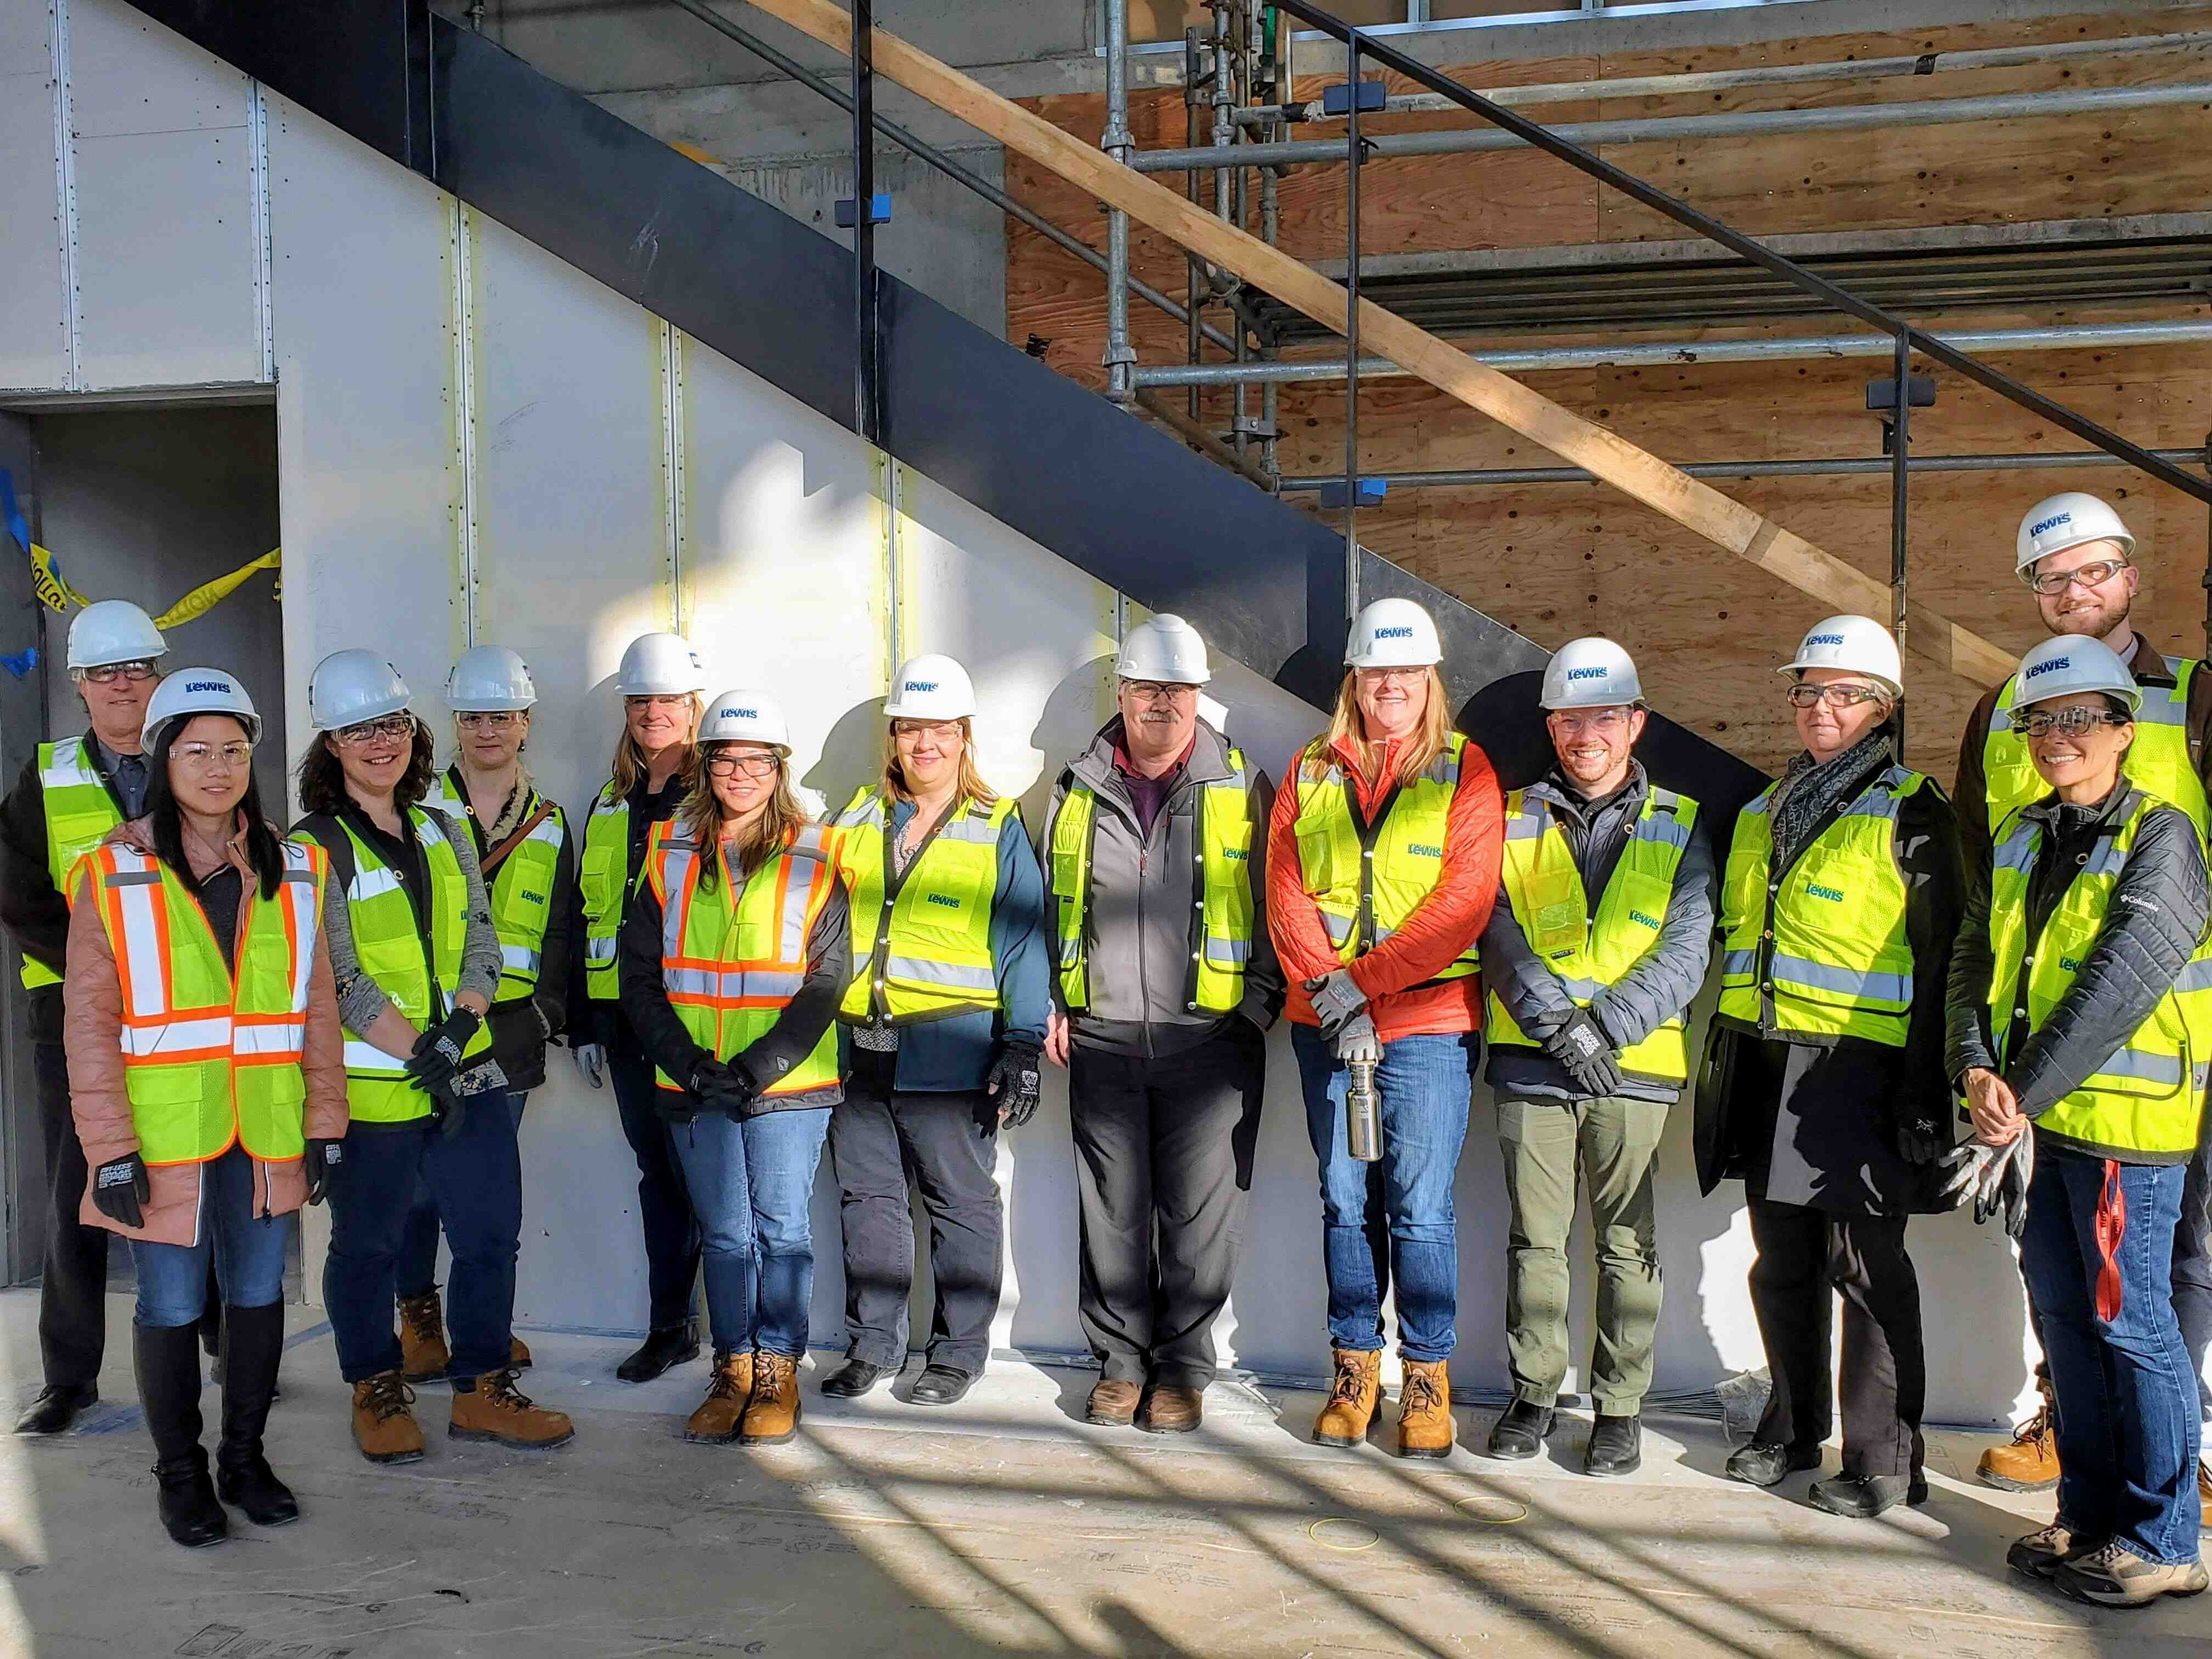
[35,1041,110,1391]
[827,1047,1002,1375]
[1069,1023,1264,1390]
[1746,1198,1926,1478]
[610,1049,702,1331]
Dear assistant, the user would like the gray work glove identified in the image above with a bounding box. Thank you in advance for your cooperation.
[1334,1011,1380,1068]
[1307,969,1367,1031]
[573,1041,608,1090]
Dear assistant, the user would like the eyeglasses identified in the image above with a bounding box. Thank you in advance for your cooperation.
[2010,705,2130,739]
[704,752,779,780]
[1122,682,1197,705]
[893,720,962,743]
[1356,668,1427,686]
[1547,709,1633,736]
[625,695,690,712]
[2025,558,2130,597]
[171,741,253,772]
[457,710,523,730]
[81,660,159,685]
[1786,682,1890,710]
[332,714,415,747]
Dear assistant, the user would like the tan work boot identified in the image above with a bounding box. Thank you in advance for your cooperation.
[397,1291,451,1384]
[2053,1539,2211,1607]
[449,1369,574,1450]
[741,1353,801,1446]
[1312,1348,1382,1448]
[1977,1377,2059,1492]
[1139,1385,1203,1435]
[1396,1358,1455,1460]
[1086,1379,1141,1426]
[684,1350,756,1444]
[351,1372,425,1465]
[510,1335,533,1370]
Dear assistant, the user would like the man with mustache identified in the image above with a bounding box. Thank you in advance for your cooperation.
[1955,492,2212,1518]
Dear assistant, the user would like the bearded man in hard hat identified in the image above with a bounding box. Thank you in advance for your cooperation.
[2,600,172,1435]
[1945,635,2209,1605]
[1956,494,2212,1513]
[1703,616,1967,1519]
[1478,639,1715,1479]
[1041,617,1284,1434]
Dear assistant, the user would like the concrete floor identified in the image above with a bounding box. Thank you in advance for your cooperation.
[1,1290,2203,1658]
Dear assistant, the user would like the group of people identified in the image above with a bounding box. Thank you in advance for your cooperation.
[2,489,2205,1610]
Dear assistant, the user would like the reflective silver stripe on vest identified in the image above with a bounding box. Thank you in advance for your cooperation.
[234,1020,307,1057]
[2085,836,2128,880]
[120,1015,233,1057]
[1769,951,1912,1006]
[502,943,541,975]
[1204,936,1251,966]
[883,954,996,992]
[1994,828,2039,873]
[349,866,404,904]
[345,1039,408,1075]
[935,810,1001,846]
[1722,949,1757,977]
[1057,933,1082,969]
[663,964,806,1001]
[2178,957,2212,994]
[1838,791,1905,823]
[1634,810,1691,853]
[779,830,832,961]
[2090,1046,2186,1086]
[585,936,618,962]
[1322,912,1355,947]
[2137,688,2187,727]
[658,838,701,967]
[40,735,97,794]
[1503,808,1547,843]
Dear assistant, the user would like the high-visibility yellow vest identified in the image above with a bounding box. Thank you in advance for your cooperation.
[81,838,327,1166]
[1986,788,2212,1160]
[580,781,631,1002]
[829,787,1013,1024]
[429,769,568,1005]
[643,819,840,1097]
[1718,764,1928,1048]
[1984,656,2207,837]
[1047,750,1257,1015]
[296,810,492,1123]
[1290,731,1479,984]
[1487,785,1699,1082]
[24,737,123,989]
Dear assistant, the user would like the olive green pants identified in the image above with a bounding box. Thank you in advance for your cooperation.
[1496,1094,1668,1414]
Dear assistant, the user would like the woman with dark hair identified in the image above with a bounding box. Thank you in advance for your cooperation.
[64,668,345,1546]
[619,689,850,1448]
[292,650,573,1465]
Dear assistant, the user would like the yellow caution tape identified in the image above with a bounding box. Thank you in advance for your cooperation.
[29,544,280,630]
[29,543,89,612]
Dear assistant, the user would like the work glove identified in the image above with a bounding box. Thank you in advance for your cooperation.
[1893,1105,1954,1167]
[1307,969,1367,1031]
[1334,1011,1380,1068]
[689,1057,758,1118]
[405,1006,484,1095]
[431,1084,469,1141]
[92,1152,150,1229]
[303,1138,341,1206]
[986,1039,1044,1128]
[1542,1008,1625,1099]
[573,1041,608,1090]
[1944,1121,2036,1240]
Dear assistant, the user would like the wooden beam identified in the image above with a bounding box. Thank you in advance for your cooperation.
[745,0,2017,689]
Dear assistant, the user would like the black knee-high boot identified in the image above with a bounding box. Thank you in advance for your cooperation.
[134,1322,227,1548]
[215,1302,298,1525]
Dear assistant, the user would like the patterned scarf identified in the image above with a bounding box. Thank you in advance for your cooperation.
[1768,725,1893,869]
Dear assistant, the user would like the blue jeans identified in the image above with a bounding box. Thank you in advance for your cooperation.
[1293,1024,1475,1364]
[324,1090,523,1383]
[398,1092,528,1301]
[131,1146,292,1326]
[670,1107,832,1357]
[2021,1145,2203,1565]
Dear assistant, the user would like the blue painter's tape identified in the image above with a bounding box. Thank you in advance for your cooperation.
[0,469,29,555]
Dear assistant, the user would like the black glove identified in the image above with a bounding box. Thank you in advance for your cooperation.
[405,1006,484,1094]
[92,1152,149,1229]
[431,1084,469,1140]
[1541,1008,1625,1098]
[1894,1108,1953,1167]
[986,1039,1043,1128]
[690,1056,759,1117]
[304,1138,341,1205]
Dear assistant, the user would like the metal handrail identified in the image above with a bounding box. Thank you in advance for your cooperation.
[1265,0,2212,507]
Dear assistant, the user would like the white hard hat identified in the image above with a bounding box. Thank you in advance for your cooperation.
[1779,614,1904,701]
[698,688,791,754]
[142,667,261,748]
[2016,492,2135,575]
[1118,614,1212,685]
[1345,596,1442,670]
[883,653,976,720]
[616,631,708,697]
[308,649,413,732]
[2012,635,2142,715]
[67,600,167,671]
[445,645,537,711]
[1541,637,1644,710]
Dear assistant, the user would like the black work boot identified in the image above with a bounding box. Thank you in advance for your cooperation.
[1724,1440,1822,1488]
[617,1319,701,1384]
[135,1322,227,1548]
[819,1358,893,1400]
[214,1302,299,1526]
[1808,1470,1928,1518]
[14,1383,98,1436]
[1484,1398,1554,1460]
[1583,1412,1643,1478]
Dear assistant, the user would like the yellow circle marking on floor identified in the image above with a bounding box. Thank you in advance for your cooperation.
[1307,1517,1381,1551]
[1454,1496,1528,1525]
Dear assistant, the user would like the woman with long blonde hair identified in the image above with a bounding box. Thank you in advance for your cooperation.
[577,633,709,1385]
[1266,597,1503,1459]
[618,689,850,1448]
[816,654,1050,1407]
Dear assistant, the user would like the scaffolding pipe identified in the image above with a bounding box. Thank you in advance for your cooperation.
[1133,80,2212,173]
[1231,29,2212,123]
[1102,0,1134,402]
[1279,447,2212,491]
[659,0,1238,357]
[1131,319,2212,387]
